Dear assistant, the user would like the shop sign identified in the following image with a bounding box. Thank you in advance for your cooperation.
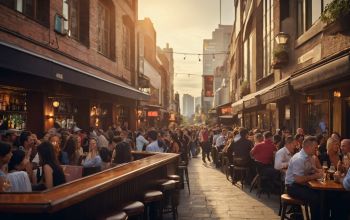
[260,85,290,104]
[221,107,232,115]
[244,97,259,109]
[147,111,158,117]
[203,75,214,97]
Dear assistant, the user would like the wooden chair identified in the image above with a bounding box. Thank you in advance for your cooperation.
[61,165,83,182]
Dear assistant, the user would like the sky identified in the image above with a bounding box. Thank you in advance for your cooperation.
[138,0,235,100]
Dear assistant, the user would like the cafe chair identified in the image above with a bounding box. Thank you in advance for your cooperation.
[178,162,190,194]
[232,157,250,189]
[280,194,310,220]
[104,211,128,220]
[122,201,145,220]
[143,190,163,220]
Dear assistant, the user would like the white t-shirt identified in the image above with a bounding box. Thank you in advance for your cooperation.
[7,171,32,192]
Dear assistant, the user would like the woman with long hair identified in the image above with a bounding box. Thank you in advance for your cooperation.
[37,141,66,189]
[7,150,32,192]
[49,134,69,165]
[64,136,80,165]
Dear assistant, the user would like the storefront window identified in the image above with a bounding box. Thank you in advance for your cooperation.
[0,89,27,130]
[304,101,329,135]
[258,110,270,131]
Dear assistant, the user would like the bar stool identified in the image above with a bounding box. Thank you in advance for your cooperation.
[122,201,144,220]
[159,180,178,220]
[280,194,310,220]
[178,163,190,194]
[232,166,249,189]
[104,211,128,220]
[167,175,181,189]
[143,190,163,220]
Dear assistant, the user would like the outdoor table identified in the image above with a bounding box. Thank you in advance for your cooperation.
[307,180,345,220]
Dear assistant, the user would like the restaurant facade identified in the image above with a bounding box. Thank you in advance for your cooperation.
[0,1,149,134]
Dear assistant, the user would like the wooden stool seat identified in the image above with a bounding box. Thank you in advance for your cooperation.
[122,201,144,216]
[160,180,177,191]
[167,175,181,181]
[105,211,128,220]
[143,190,163,203]
[280,194,310,220]
[281,194,305,205]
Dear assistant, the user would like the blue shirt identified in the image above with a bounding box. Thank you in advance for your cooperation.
[285,149,316,185]
[146,141,163,152]
[343,168,350,190]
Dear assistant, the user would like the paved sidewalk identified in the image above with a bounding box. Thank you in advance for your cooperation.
[170,157,280,220]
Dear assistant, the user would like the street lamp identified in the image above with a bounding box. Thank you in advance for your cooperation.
[275,32,289,45]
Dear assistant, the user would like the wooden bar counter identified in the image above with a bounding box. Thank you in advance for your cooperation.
[0,152,179,220]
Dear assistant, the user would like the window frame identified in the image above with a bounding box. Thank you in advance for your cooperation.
[97,1,111,58]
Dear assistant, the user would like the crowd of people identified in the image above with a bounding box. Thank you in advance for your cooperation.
[2,122,350,218]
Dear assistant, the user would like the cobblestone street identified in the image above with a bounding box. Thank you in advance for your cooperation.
[173,158,280,220]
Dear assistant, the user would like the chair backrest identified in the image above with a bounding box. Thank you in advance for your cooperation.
[82,166,102,177]
[61,165,83,182]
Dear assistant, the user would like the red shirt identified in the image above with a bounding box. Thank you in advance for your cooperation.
[250,139,276,165]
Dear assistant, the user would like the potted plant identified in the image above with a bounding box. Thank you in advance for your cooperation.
[321,0,350,34]
[240,80,250,97]
[271,47,289,69]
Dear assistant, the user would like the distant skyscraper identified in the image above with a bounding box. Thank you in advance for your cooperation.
[202,24,232,114]
[182,94,194,118]
[195,96,201,113]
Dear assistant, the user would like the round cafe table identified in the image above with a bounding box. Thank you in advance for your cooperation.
[307,180,345,220]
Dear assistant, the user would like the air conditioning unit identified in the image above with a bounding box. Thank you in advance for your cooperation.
[54,14,68,35]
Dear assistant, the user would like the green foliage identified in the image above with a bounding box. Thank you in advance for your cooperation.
[273,46,288,59]
[240,80,250,96]
[321,0,350,24]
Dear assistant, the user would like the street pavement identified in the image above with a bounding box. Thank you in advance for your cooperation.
[165,157,280,220]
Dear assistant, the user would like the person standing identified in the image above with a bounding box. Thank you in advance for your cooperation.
[146,130,162,152]
[199,127,211,163]
[136,129,149,151]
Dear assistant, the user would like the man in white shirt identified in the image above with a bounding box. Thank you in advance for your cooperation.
[274,136,296,170]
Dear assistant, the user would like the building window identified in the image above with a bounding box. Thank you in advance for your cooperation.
[97,1,110,57]
[0,0,49,26]
[123,24,131,69]
[263,0,273,77]
[62,0,90,46]
[297,0,330,36]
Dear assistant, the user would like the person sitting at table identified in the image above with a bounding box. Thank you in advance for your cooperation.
[326,137,340,169]
[250,131,276,166]
[64,136,80,166]
[82,137,102,168]
[0,141,12,192]
[37,141,66,189]
[274,136,295,170]
[112,139,132,165]
[7,150,32,192]
[49,134,69,165]
[285,136,323,220]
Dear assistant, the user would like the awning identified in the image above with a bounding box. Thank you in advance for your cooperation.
[0,42,149,100]
[260,77,291,104]
[291,52,350,90]
[219,115,233,119]
[232,77,290,111]
[215,102,233,109]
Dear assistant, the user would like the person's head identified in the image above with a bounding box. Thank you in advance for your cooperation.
[327,137,340,154]
[273,134,282,145]
[0,141,12,166]
[341,139,350,154]
[112,136,123,144]
[239,128,249,139]
[331,132,341,142]
[285,136,295,152]
[222,128,227,136]
[89,137,98,151]
[8,150,27,171]
[296,128,304,135]
[302,136,318,156]
[316,134,326,145]
[263,131,273,141]
[64,136,77,158]
[49,134,61,156]
[282,128,291,137]
[254,133,263,144]
[37,141,59,166]
[19,131,33,149]
[294,134,304,145]
[99,147,111,163]
[72,135,81,148]
[147,130,158,142]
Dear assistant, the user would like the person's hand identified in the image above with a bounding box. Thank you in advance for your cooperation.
[313,170,323,179]
[334,171,342,183]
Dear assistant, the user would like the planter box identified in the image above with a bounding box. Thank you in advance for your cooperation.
[323,14,350,35]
